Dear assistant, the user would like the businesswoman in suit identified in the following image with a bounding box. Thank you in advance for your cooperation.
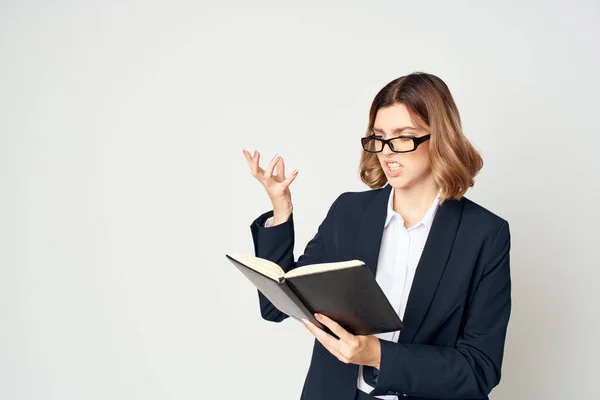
[242,72,511,400]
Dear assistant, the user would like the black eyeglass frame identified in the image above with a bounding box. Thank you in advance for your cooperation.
[361,133,431,153]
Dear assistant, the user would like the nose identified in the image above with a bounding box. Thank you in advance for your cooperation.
[381,141,395,154]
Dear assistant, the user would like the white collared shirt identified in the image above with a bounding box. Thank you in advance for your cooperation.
[265,187,441,400]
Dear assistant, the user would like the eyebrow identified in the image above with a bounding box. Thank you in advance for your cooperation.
[372,126,417,134]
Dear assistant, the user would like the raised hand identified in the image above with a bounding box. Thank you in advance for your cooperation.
[243,149,299,224]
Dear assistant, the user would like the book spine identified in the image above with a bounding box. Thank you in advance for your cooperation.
[281,279,339,339]
[278,279,314,321]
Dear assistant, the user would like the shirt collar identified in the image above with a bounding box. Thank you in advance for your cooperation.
[384,187,441,229]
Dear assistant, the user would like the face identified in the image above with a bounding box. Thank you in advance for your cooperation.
[372,103,432,190]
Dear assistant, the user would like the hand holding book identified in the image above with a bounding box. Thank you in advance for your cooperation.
[302,312,382,369]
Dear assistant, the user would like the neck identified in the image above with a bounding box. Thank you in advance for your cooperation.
[391,175,439,223]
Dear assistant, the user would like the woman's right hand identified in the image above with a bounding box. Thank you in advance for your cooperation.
[243,149,299,219]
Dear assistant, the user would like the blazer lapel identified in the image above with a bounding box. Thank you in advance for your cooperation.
[355,183,464,343]
[355,183,392,278]
[398,194,464,343]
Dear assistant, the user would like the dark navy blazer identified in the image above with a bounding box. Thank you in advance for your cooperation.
[249,183,511,400]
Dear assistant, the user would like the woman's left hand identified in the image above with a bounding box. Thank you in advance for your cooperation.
[302,313,381,370]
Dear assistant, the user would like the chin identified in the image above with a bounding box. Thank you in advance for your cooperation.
[387,176,408,186]
[387,175,414,189]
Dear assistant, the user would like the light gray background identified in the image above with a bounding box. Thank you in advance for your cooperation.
[1,1,599,399]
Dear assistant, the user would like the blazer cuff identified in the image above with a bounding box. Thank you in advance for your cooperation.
[249,210,295,269]
[369,339,408,397]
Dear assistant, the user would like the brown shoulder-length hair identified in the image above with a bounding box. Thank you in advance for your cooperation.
[359,72,483,204]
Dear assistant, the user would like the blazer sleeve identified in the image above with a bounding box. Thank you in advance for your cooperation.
[370,220,512,399]
[249,193,345,323]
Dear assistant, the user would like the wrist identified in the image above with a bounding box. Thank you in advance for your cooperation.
[272,206,292,225]
[272,210,291,225]
[370,336,381,370]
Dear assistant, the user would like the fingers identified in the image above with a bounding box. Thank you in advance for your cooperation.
[253,151,263,176]
[242,149,254,172]
[267,155,288,183]
[243,149,264,178]
[242,149,254,174]
[264,153,280,180]
[276,157,285,181]
[243,149,297,186]
[302,318,347,363]
[315,313,353,343]
[282,168,299,188]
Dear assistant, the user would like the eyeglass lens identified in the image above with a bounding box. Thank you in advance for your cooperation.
[363,137,415,152]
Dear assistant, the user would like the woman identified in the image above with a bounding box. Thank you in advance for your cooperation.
[242,72,511,400]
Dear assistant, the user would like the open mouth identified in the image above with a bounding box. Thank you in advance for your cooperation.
[385,161,401,171]
[383,160,402,176]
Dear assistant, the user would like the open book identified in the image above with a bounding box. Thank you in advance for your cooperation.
[225,253,404,337]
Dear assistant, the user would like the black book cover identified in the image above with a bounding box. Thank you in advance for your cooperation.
[226,254,404,337]
[287,266,404,335]
[226,254,337,337]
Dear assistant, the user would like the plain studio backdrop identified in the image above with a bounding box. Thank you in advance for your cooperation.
[1,1,599,399]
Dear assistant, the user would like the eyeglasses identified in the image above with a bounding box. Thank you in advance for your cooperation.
[361,133,431,153]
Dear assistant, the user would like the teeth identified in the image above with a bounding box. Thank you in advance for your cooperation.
[386,162,400,170]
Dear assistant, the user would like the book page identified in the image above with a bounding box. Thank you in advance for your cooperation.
[227,253,284,281]
[284,259,364,278]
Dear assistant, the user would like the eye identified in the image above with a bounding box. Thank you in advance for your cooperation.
[390,136,413,142]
